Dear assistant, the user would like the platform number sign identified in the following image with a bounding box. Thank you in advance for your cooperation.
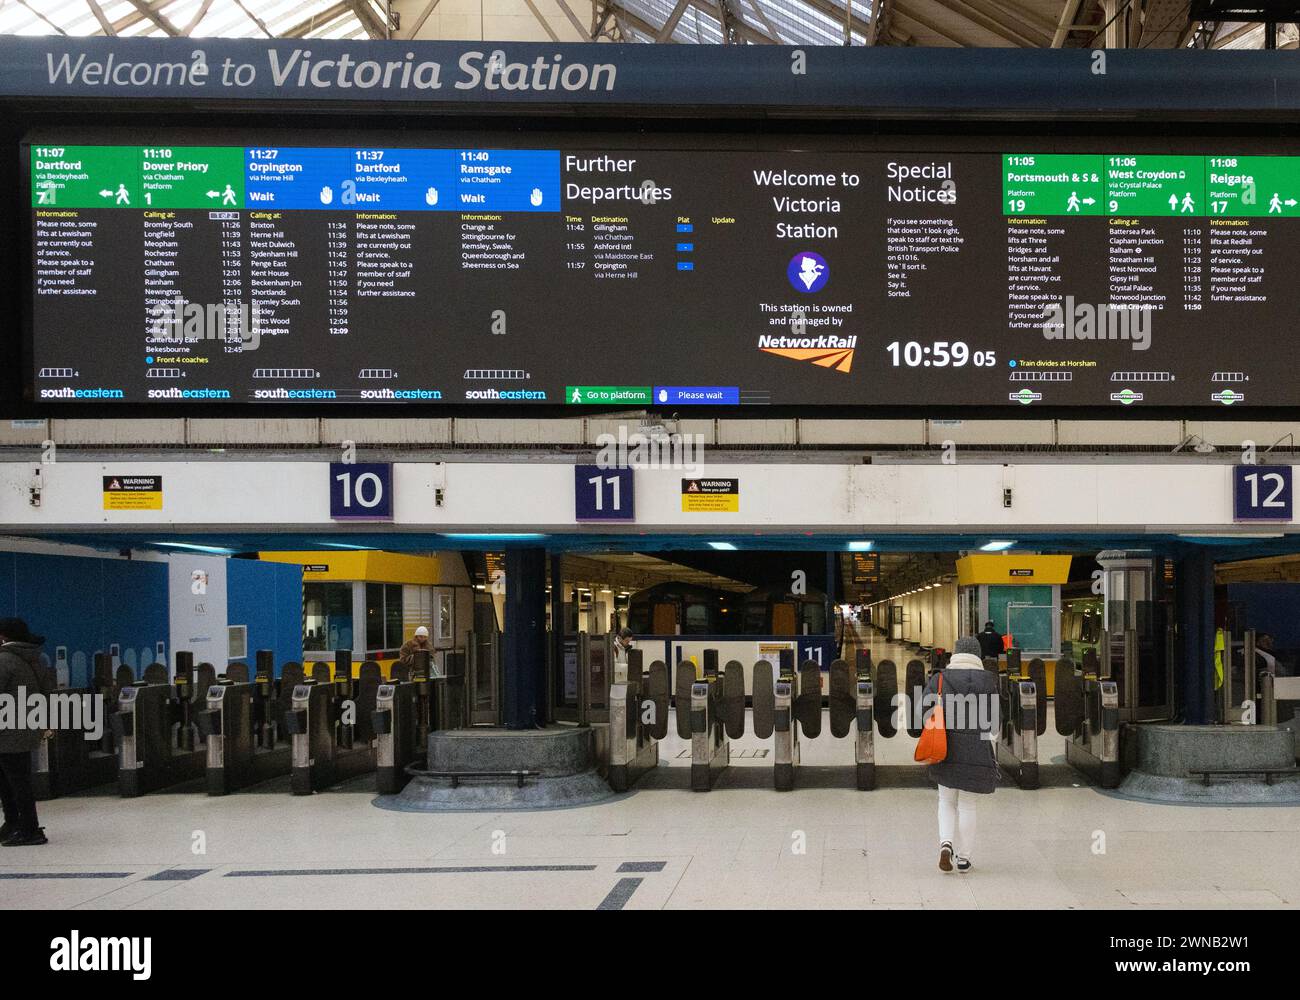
[575,465,634,522]
[1234,465,1293,522]
[330,462,393,521]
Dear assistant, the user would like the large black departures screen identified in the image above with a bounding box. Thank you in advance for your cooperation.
[26,134,1300,409]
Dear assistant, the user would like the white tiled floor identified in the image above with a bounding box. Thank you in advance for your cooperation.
[3,632,1298,910]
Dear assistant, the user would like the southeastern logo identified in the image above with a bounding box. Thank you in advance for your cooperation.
[758,334,856,374]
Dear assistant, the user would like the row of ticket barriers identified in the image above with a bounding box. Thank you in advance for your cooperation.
[608,644,1123,792]
[32,647,445,801]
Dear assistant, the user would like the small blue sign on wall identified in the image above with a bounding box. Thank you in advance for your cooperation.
[575,465,634,522]
[1233,465,1293,522]
[329,462,393,521]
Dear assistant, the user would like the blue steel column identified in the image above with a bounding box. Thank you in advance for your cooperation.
[825,551,836,643]
[1176,549,1216,724]
[503,547,548,730]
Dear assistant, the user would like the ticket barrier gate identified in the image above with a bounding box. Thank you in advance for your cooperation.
[371,647,434,794]
[749,650,816,791]
[608,649,668,792]
[32,651,120,800]
[849,651,875,790]
[395,648,437,750]
[674,649,742,791]
[113,654,216,797]
[1056,648,1121,788]
[286,649,380,795]
[199,650,294,795]
[373,675,423,794]
[992,649,1047,790]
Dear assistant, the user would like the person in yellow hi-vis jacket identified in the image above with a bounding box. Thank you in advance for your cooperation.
[1214,629,1225,692]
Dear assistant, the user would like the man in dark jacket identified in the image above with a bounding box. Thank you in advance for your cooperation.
[976,621,1005,661]
[923,635,999,874]
[0,618,54,846]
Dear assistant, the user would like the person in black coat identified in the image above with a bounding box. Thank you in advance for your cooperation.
[0,618,54,846]
[924,635,999,873]
[976,621,1005,661]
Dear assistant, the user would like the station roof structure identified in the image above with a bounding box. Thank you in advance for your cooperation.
[0,0,1290,50]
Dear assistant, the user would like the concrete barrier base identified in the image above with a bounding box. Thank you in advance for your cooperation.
[375,725,618,812]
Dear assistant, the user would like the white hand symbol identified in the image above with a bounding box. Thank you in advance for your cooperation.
[319,186,334,205]
[530,188,544,207]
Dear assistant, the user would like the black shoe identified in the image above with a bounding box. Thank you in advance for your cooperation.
[939,841,954,873]
[954,855,972,873]
[2,828,47,847]
[0,823,14,842]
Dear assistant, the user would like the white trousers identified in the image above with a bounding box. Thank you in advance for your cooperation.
[937,784,977,859]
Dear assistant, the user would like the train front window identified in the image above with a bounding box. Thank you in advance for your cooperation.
[684,602,711,634]
[771,602,796,635]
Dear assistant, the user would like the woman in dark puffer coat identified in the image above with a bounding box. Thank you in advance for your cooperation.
[923,635,999,873]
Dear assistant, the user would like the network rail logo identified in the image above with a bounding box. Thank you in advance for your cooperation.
[758,334,856,373]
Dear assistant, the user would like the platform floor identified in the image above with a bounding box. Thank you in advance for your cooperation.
[4,634,1299,910]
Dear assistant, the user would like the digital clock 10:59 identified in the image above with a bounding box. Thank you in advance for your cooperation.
[885,341,997,367]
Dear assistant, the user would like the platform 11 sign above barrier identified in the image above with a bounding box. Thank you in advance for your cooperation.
[1233,465,1293,522]
[575,465,634,522]
[330,462,393,521]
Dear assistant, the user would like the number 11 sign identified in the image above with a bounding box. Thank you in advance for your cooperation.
[575,465,634,522]
[1233,465,1293,522]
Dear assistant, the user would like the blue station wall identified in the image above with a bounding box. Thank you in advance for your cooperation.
[226,558,303,675]
[0,552,169,686]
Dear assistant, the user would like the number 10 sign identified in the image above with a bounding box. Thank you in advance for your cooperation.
[330,462,393,521]
[575,465,634,522]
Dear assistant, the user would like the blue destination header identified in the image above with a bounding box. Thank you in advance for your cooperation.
[244,147,560,211]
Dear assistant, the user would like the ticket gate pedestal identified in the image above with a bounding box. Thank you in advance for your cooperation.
[607,652,666,793]
[690,679,729,792]
[1064,677,1121,788]
[608,678,659,792]
[373,682,420,794]
[854,673,875,791]
[200,682,293,795]
[753,655,823,792]
[114,684,207,798]
[285,681,377,795]
[995,676,1039,789]
[32,689,118,799]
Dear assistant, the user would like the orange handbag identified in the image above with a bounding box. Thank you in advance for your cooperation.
[914,672,948,764]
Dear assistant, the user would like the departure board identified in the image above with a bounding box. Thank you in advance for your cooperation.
[26,136,1300,408]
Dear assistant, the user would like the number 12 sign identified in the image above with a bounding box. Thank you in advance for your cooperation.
[1233,465,1293,522]
[575,465,634,522]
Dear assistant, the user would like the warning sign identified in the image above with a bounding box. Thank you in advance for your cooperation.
[681,478,739,513]
[757,641,795,667]
[103,475,163,511]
